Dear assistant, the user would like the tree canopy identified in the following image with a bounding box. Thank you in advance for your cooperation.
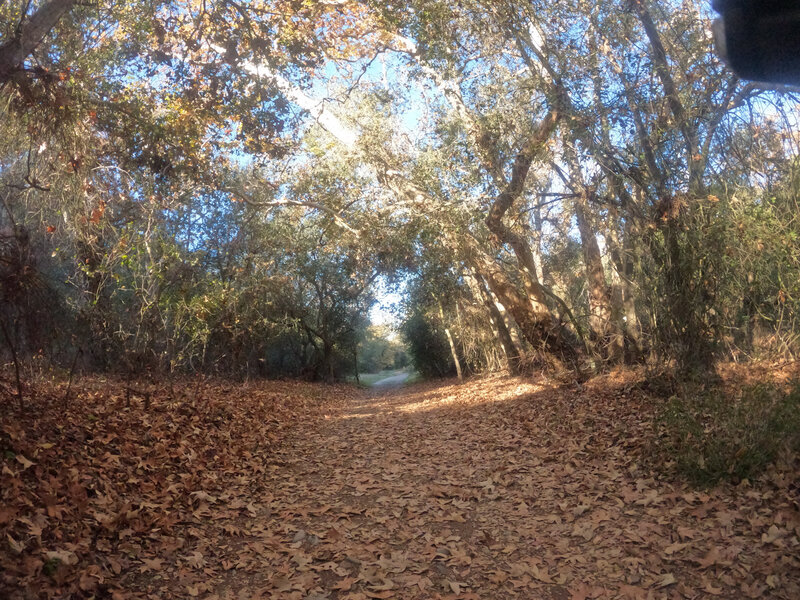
[1,0,799,384]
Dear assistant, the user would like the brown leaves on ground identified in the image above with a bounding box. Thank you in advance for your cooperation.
[2,370,799,599]
[0,377,348,598]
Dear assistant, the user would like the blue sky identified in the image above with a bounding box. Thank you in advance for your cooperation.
[369,276,405,327]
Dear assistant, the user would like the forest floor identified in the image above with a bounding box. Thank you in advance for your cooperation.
[2,370,799,599]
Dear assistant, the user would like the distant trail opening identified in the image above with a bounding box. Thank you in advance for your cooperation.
[371,371,410,387]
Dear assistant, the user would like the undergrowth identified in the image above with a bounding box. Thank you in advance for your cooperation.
[653,381,800,486]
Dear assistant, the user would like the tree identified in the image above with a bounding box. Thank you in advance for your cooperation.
[2,0,799,389]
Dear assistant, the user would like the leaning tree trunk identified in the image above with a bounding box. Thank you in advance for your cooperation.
[472,253,579,371]
[0,0,77,82]
[239,53,581,372]
[480,111,580,370]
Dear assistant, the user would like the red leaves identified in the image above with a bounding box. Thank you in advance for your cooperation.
[89,199,106,224]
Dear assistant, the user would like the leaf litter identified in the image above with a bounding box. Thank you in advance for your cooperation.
[1,370,799,598]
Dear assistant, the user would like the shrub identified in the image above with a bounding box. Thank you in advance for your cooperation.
[400,311,454,378]
[654,381,800,486]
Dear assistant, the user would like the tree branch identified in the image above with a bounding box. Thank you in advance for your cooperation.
[0,0,77,82]
[390,34,506,186]
[632,0,699,167]
[223,186,361,237]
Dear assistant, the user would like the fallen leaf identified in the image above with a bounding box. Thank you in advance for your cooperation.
[15,455,35,470]
[140,558,163,572]
[654,573,676,588]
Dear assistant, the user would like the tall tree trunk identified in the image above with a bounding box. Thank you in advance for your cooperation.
[582,32,635,364]
[322,340,335,383]
[0,316,24,409]
[485,285,525,352]
[484,110,560,318]
[561,133,622,364]
[604,205,644,359]
[531,202,549,286]
[481,111,579,369]
[396,48,578,370]
[472,253,578,370]
[435,296,463,381]
[353,349,360,385]
[574,192,623,363]
[633,0,715,375]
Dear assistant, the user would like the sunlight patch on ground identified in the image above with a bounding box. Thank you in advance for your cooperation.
[338,412,380,419]
[396,384,545,414]
[357,376,548,416]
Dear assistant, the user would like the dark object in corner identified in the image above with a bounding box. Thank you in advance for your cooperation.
[713,0,800,85]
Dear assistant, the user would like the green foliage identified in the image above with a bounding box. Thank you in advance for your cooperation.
[639,200,722,373]
[358,326,408,373]
[0,166,375,381]
[654,382,800,486]
[715,169,800,357]
[42,557,60,578]
[400,311,454,378]
[631,163,800,370]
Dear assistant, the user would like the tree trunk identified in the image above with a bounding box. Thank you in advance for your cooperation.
[466,270,520,374]
[633,0,715,375]
[436,297,463,381]
[0,0,77,82]
[488,286,526,353]
[604,205,644,359]
[323,341,335,383]
[0,316,24,409]
[531,202,549,286]
[472,254,578,370]
[574,192,623,363]
[480,110,580,370]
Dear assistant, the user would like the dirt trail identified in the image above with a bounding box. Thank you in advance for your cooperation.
[370,372,410,388]
[246,375,800,599]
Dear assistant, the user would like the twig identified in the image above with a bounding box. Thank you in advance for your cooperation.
[62,346,82,405]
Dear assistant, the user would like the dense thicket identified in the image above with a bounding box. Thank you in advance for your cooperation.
[1,0,799,390]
